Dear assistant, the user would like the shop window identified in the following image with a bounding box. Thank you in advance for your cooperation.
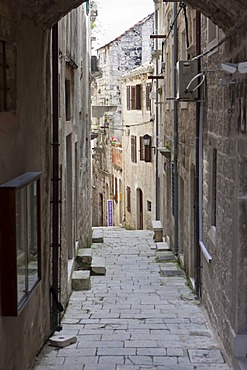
[0,172,41,316]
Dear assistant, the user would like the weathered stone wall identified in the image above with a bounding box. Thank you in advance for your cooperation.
[91,14,154,228]
[58,5,92,305]
[0,3,51,369]
[122,66,155,230]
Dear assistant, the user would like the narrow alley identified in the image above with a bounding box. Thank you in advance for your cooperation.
[34,228,232,370]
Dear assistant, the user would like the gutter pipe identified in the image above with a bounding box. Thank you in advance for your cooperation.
[195,11,202,299]
[155,7,159,220]
[173,2,179,256]
[51,24,63,332]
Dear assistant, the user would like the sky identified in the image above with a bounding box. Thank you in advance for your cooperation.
[92,0,154,50]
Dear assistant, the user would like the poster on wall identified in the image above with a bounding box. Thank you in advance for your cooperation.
[107,199,113,226]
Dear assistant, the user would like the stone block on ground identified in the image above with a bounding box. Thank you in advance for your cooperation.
[76,248,92,269]
[49,335,77,348]
[156,241,169,251]
[91,256,106,275]
[92,227,104,243]
[72,270,91,290]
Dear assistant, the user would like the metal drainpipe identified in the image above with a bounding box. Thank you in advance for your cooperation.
[51,24,63,332]
[195,11,201,299]
[173,2,179,256]
[155,7,159,220]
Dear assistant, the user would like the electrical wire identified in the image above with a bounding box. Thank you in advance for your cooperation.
[192,16,247,61]
[164,4,183,44]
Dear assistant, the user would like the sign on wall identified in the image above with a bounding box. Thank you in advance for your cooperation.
[107,199,113,226]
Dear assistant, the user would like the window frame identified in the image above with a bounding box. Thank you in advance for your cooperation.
[0,172,41,316]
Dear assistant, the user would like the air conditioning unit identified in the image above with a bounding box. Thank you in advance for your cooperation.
[177,60,199,101]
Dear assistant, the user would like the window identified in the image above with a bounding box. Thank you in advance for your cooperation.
[65,79,71,121]
[127,86,131,110]
[0,172,41,316]
[146,83,151,111]
[127,186,131,212]
[131,135,137,163]
[211,148,217,227]
[147,201,152,212]
[130,85,142,110]
[207,18,218,54]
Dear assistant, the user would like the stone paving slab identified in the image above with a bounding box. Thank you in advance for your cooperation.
[33,228,232,370]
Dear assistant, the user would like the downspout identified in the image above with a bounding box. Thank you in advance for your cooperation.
[155,6,159,220]
[195,11,201,299]
[173,2,179,256]
[51,24,63,332]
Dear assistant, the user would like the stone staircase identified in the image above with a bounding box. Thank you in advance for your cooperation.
[72,228,105,291]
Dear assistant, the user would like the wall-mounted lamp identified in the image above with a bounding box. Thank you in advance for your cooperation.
[143,134,152,146]
[221,61,247,74]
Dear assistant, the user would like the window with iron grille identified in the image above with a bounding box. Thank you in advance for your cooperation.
[131,135,137,163]
[127,186,131,212]
[127,86,131,110]
[147,201,151,212]
[146,83,151,111]
[212,148,217,227]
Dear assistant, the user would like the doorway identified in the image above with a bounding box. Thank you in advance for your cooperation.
[136,188,143,230]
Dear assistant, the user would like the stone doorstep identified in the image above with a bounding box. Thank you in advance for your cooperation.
[91,256,106,275]
[72,270,91,290]
[49,335,77,348]
[92,227,104,243]
[76,248,92,269]
[156,241,169,251]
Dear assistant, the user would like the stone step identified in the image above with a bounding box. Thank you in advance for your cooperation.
[91,256,106,275]
[156,241,169,251]
[72,270,91,290]
[49,335,77,348]
[92,227,104,243]
[76,248,92,269]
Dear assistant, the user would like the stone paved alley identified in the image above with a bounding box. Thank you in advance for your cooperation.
[34,228,232,370]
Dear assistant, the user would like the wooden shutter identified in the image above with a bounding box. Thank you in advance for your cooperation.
[131,86,136,110]
[136,84,142,110]
[145,137,152,162]
[131,135,137,163]
[127,86,130,110]
[140,136,145,161]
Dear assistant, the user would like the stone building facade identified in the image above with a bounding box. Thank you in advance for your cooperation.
[92,14,154,227]
[0,1,92,369]
[155,1,247,368]
[122,64,155,230]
